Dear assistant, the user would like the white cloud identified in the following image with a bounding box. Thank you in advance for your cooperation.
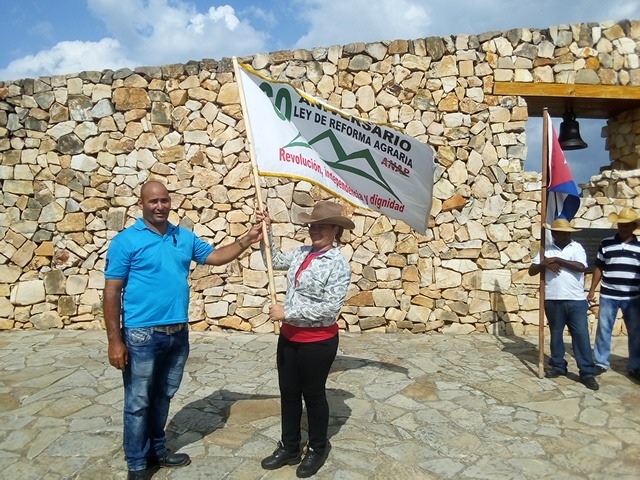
[416,0,640,36]
[1,0,269,81]
[87,0,268,66]
[0,39,134,82]
[3,0,640,87]
[293,0,431,49]
[292,0,640,50]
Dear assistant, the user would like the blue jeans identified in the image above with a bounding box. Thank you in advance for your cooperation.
[122,326,189,472]
[594,296,640,371]
[544,299,595,377]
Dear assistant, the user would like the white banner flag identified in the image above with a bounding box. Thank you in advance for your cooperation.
[237,62,434,233]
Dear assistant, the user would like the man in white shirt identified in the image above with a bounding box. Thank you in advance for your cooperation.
[529,218,599,390]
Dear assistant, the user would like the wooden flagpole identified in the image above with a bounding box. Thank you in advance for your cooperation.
[538,108,550,378]
[233,57,280,335]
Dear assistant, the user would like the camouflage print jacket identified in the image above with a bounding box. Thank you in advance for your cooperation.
[263,236,352,328]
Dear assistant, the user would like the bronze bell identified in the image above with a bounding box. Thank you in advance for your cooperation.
[558,109,588,150]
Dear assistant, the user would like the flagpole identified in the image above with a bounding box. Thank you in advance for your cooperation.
[233,57,280,335]
[538,108,550,378]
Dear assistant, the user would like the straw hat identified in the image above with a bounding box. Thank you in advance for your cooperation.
[298,201,355,230]
[545,218,581,232]
[607,207,639,224]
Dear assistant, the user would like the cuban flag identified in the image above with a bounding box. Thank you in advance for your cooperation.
[545,110,580,223]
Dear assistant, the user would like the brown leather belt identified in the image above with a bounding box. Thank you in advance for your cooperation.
[153,323,185,334]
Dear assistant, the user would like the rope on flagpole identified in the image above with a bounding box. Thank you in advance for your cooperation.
[538,108,550,378]
[233,57,280,335]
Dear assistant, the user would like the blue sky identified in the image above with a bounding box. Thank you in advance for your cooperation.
[2,0,639,184]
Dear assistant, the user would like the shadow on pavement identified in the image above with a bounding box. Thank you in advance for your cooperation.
[332,355,409,376]
[165,386,355,452]
[491,287,629,381]
[327,388,353,440]
[166,389,278,451]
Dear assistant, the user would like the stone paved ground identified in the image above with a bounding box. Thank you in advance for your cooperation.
[1,330,639,480]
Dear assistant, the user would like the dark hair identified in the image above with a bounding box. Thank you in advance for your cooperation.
[334,226,345,244]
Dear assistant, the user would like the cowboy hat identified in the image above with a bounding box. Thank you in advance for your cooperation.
[545,218,581,232]
[298,201,355,230]
[607,207,639,224]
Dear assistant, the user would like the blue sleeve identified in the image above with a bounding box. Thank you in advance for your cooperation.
[104,235,131,280]
[193,234,214,264]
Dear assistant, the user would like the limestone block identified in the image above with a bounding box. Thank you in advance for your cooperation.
[406,305,431,324]
[57,213,86,233]
[376,267,401,282]
[0,296,14,319]
[356,85,375,112]
[433,55,458,77]
[423,320,443,332]
[217,82,239,105]
[248,313,272,332]
[113,88,151,110]
[4,180,34,195]
[10,280,45,305]
[242,269,268,288]
[441,323,475,334]
[219,316,251,331]
[0,317,15,330]
[345,291,374,307]
[66,275,89,295]
[441,259,478,274]
[66,94,91,122]
[353,316,382,331]
[394,236,417,254]
[358,307,386,317]
[235,307,263,320]
[433,266,462,288]
[481,270,512,292]
[504,243,529,262]
[11,240,36,268]
[385,308,407,322]
[205,301,230,319]
[88,99,113,119]
[352,245,375,265]
[239,295,265,308]
[58,296,76,316]
[372,289,399,307]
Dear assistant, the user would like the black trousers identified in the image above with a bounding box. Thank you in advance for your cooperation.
[277,334,338,453]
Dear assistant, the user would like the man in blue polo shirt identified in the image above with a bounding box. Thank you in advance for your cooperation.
[103,180,264,480]
[588,207,640,382]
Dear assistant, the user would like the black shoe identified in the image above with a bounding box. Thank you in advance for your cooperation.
[628,369,640,381]
[296,444,330,478]
[261,441,301,470]
[580,376,600,391]
[148,450,191,468]
[544,369,565,379]
[127,470,150,480]
[594,365,607,376]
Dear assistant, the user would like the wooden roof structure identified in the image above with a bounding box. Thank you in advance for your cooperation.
[493,82,640,119]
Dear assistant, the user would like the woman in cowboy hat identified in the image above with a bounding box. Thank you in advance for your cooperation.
[260,200,354,478]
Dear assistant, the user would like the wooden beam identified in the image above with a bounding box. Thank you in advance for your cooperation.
[494,82,640,100]
[493,82,640,118]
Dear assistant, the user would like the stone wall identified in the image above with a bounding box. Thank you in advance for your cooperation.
[605,107,640,169]
[1,20,639,334]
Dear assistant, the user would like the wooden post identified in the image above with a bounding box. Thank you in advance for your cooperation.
[538,108,550,378]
